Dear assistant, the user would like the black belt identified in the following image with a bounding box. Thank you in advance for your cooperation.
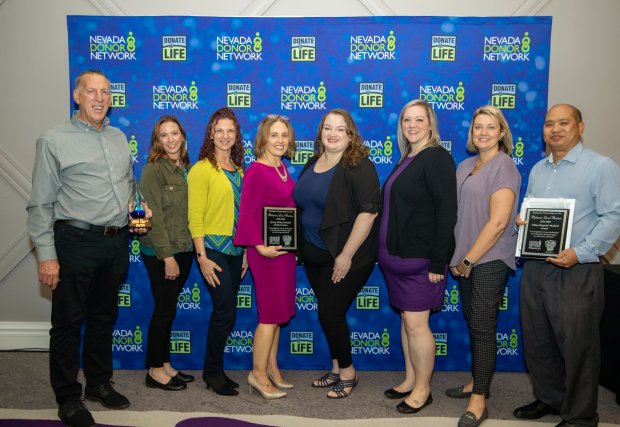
[56,219,128,236]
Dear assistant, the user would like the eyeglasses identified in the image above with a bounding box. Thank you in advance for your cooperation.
[266,114,290,121]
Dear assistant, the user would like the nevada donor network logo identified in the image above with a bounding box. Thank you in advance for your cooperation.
[216,33,263,61]
[281,82,327,110]
[113,326,143,352]
[153,81,199,110]
[359,83,383,108]
[484,32,531,62]
[89,32,136,60]
[291,36,316,61]
[350,30,396,60]
[290,331,313,355]
[431,35,456,61]
[419,82,465,110]
[491,83,516,109]
[227,83,251,108]
[162,35,187,61]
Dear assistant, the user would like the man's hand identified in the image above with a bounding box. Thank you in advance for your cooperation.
[546,248,578,269]
[38,259,60,290]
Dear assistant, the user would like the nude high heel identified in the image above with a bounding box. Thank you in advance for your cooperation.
[247,372,287,399]
[268,372,294,389]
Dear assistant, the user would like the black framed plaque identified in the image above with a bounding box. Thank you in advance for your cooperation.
[516,198,575,259]
[263,207,297,250]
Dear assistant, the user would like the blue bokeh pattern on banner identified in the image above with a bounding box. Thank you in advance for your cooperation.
[67,15,552,372]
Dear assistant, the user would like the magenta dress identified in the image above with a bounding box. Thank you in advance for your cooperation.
[234,162,296,324]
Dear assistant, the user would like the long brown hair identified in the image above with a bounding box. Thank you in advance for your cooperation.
[314,108,368,167]
[146,115,190,165]
[198,107,244,170]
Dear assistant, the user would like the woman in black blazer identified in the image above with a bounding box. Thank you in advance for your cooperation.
[293,108,380,399]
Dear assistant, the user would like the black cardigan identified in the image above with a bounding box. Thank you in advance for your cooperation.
[297,155,380,269]
[382,145,457,273]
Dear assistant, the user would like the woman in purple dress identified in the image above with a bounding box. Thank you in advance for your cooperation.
[234,115,296,400]
[379,99,457,414]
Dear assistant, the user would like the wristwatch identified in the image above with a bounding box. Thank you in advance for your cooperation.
[461,258,473,268]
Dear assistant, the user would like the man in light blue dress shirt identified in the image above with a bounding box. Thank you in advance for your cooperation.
[513,104,620,427]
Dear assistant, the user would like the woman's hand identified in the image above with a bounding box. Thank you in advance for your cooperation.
[241,250,249,278]
[332,253,352,284]
[428,272,444,283]
[454,262,472,278]
[163,257,180,280]
[256,245,287,259]
[197,256,223,287]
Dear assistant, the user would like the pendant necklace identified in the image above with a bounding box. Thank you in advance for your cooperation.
[273,162,288,182]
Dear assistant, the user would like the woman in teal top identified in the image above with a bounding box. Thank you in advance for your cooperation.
[140,115,194,391]
[188,107,247,396]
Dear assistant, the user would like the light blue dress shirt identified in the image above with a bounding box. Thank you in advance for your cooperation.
[525,143,620,263]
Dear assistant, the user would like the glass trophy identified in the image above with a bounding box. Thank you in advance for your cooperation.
[129,181,151,229]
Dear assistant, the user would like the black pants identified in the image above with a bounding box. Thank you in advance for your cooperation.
[142,252,193,369]
[50,222,128,405]
[201,249,243,377]
[521,261,604,426]
[458,259,510,396]
[302,241,374,369]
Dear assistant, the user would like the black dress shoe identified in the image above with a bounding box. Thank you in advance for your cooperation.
[84,382,130,409]
[204,375,239,396]
[146,373,187,391]
[555,421,582,427]
[396,393,433,414]
[225,374,239,388]
[446,384,473,398]
[384,388,411,399]
[513,400,560,419]
[173,371,195,383]
[58,398,95,427]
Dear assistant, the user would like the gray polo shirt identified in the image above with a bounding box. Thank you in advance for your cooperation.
[27,112,133,261]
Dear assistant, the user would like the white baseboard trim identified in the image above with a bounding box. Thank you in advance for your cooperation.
[0,321,50,350]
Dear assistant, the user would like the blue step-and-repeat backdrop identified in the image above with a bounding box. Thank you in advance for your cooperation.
[67,15,552,372]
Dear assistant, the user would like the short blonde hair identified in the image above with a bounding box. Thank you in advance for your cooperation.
[466,105,513,155]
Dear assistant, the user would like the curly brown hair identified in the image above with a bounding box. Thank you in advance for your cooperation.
[198,107,244,170]
[313,108,368,167]
[146,115,190,166]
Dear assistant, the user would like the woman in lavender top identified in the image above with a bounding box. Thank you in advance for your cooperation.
[446,105,521,427]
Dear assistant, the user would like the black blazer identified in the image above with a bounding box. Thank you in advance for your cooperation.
[297,155,380,269]
[382,145,457,274]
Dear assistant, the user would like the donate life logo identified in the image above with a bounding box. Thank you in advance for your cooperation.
[291,36,316,62]
[177,283,201,310]
[350,329,390,355]
[499,286,510,311]
[290,331,314,355]
[419,82,466,110]
[349,30,396,61]
[112,326,143,353]
[359,83,383,108]
[431,35,457,61]
[280,82,327,110]
[170,330,191,354]
[291,141,314,165]
[497,328,519,356]
[89,32,136,61]
[434,332,448,356]
[109,82,126,108]
[153,82,199,110]
[491,83,517,109]
[227,83,252,108]
[216,33,263,61]
[237,284,252,309]
[162,36,187,61]
[118,283,131,308]
[483,32,531,62]
[356,286,379,310]
[440,140,453,153]
[363,136,394,165]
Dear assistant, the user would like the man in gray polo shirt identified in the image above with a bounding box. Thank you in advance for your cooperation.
[27,69,136,427]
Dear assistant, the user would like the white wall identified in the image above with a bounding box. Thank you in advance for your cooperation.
[1,0,618,348]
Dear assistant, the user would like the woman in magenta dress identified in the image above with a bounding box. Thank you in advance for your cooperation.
[234,114,296,400]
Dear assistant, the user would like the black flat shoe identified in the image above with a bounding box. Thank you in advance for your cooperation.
[146,373,186,391]
[446,385,472,398]
[384,388,411,399]
[173,371,195,383]
[397,393,433,414]
[513,400,559,419]
[458,408,488,427]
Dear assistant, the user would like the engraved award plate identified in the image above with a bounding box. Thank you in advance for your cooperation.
[263,207,297,250]
[129,181,152,230]
[516,198,575,259]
